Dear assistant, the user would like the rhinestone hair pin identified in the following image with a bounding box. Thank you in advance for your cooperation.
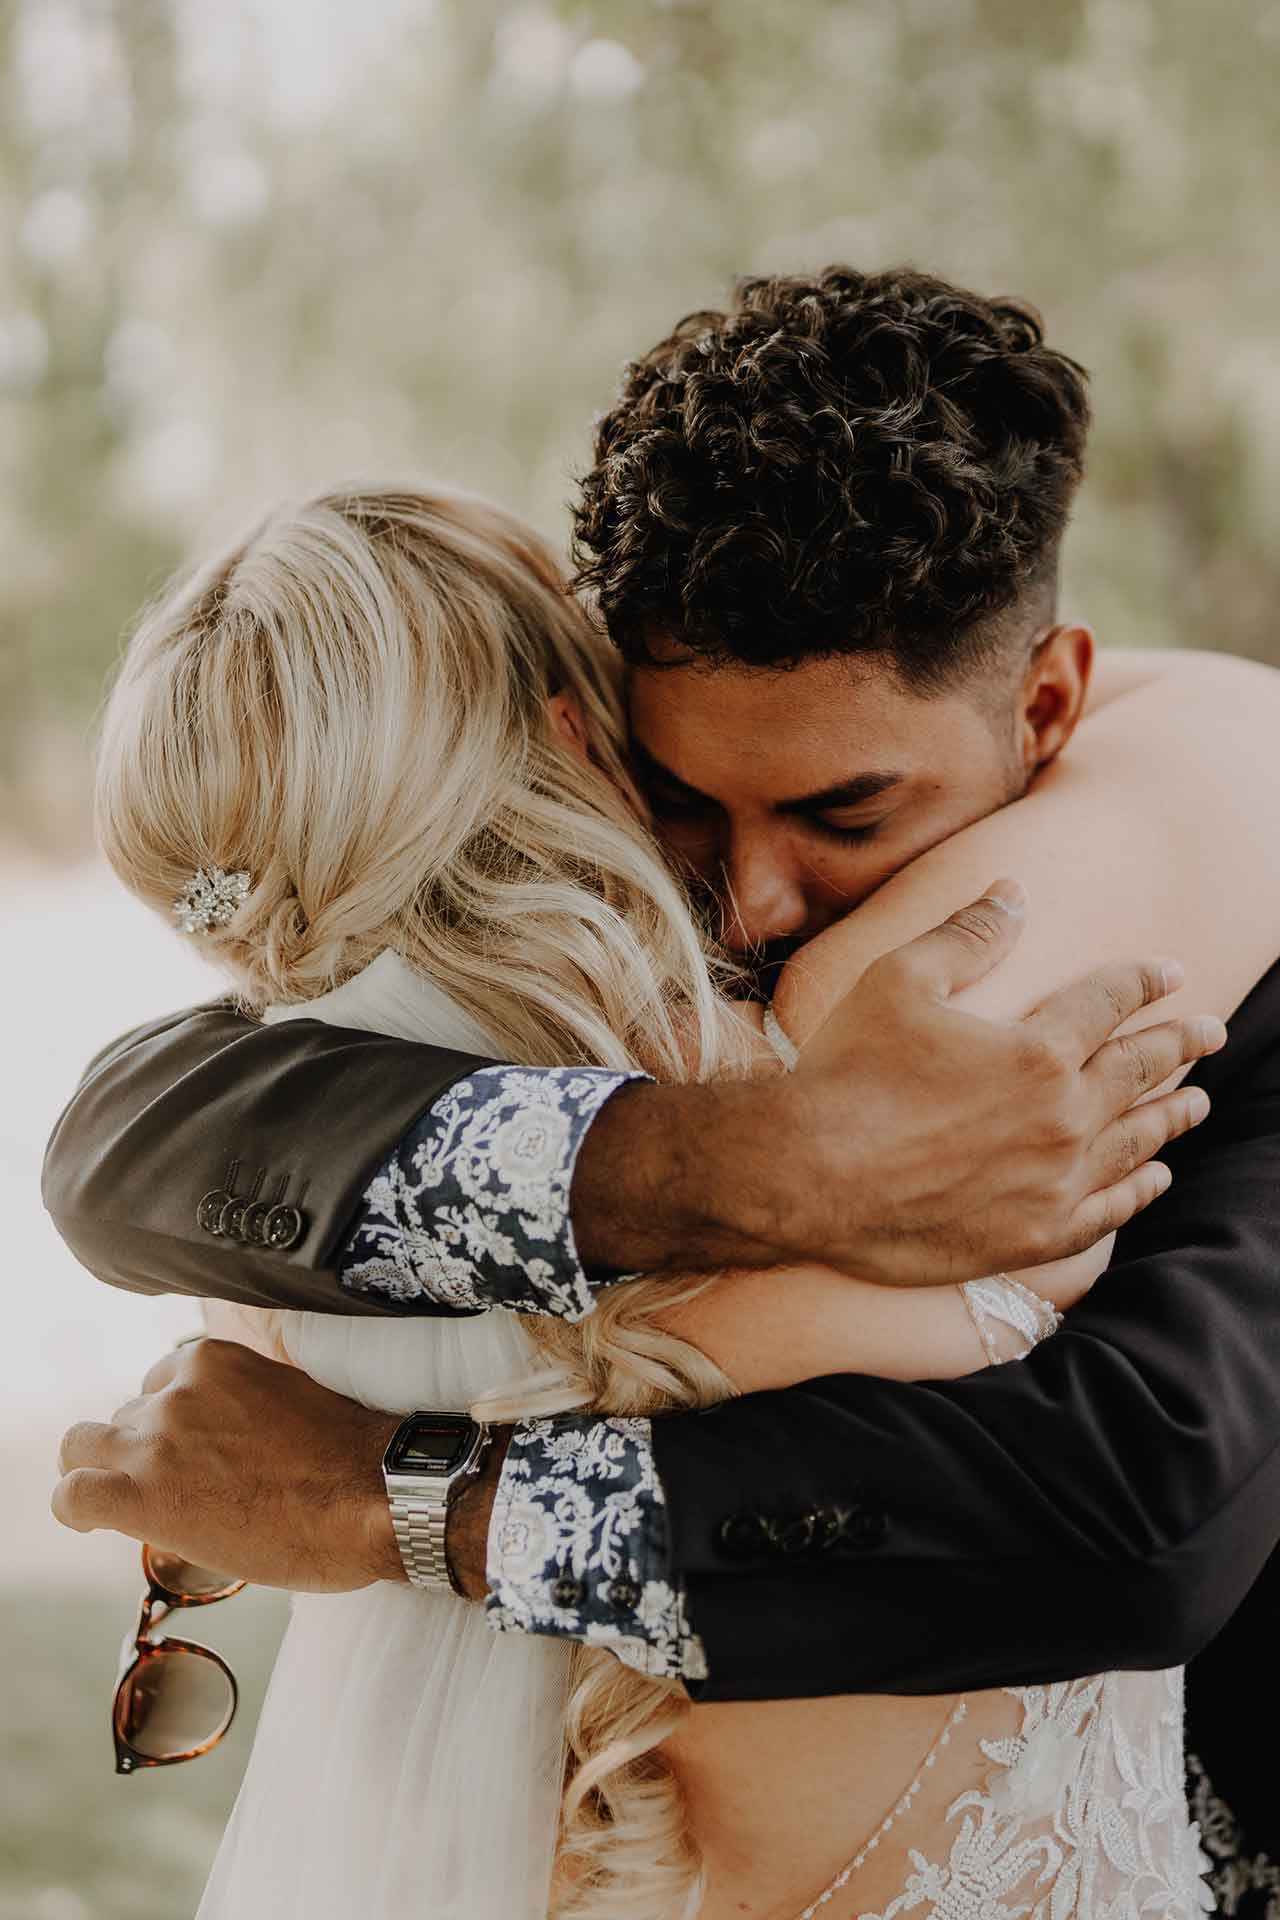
[173,866,252,935]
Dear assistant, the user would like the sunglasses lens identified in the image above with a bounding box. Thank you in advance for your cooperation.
[144,1547,242,1600]
[116,1648,235,1760]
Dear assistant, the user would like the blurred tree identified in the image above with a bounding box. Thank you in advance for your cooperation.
[1,0,1277,848]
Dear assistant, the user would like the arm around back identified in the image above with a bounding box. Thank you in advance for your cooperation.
[41,1000,497,1317]
[44,897,1214,1326]
[660,956,1280,1702]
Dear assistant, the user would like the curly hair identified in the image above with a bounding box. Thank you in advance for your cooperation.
[573,265,1092,688]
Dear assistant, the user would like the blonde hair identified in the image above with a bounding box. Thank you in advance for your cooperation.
[96,484,748,1919]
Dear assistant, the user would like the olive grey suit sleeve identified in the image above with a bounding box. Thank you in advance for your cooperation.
[43,1001,646,1321]
[41,999,504,1318]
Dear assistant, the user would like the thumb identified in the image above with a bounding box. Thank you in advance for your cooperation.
[901,878,1028,998]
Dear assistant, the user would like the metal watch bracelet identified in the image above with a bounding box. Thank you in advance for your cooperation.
[383,1414,492,1596]
[387,1488,455,1591]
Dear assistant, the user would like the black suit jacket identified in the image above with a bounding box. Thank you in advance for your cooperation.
[42,966,1280,1844]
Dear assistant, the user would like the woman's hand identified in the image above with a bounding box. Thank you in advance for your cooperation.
[1011,1233,1117,1317]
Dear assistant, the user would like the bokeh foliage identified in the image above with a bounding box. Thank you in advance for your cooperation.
[2,0,1278,848]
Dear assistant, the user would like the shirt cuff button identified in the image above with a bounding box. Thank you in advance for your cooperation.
[608,1576,641,1611]
[551,1574,587,1609]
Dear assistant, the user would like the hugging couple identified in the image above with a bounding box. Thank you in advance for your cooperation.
[45,265,1280,1920]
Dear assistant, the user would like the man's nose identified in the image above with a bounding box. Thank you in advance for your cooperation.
[720,840,810,953]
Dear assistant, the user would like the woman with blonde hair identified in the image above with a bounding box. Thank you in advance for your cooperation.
[95,481,1280,1919]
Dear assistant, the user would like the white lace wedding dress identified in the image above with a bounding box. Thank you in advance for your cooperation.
[196,950,1215,1920]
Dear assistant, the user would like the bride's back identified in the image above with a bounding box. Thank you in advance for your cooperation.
[651,1199,1203,1914]
[667,1662,1202,1919]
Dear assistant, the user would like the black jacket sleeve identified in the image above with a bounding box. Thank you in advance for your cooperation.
[41,998,499,1318]
[660,958,1280,1703]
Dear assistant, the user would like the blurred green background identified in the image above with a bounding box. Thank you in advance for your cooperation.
[4,0,1279,1913]
[4,0,1280,853]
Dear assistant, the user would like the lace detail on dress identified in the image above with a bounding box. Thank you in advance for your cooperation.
[961,1275,1064,1366]
[850,1667,1213,1919]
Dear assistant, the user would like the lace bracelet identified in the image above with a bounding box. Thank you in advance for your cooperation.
[960,1273,1063,1365]
[762,1005,800,1071]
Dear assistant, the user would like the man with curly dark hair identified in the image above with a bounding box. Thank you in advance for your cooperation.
[575,265,1100,989]
[569,264,1275,1912]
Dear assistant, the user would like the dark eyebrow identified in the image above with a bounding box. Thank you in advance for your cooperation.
[631,741,905,814]
[777,770,905,814]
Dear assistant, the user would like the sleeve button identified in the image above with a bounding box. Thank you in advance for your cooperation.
[264,1203,306,1251]
[717,1513,769,1560]
[846,1508,890,1550]
[814,1507,845,1550]
[551,1574,586,1609]
[770,1512,818,1556]
[197,1189,233,1235]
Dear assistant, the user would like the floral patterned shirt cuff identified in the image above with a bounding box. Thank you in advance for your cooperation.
[485,1414,708,1684]
[336,1065,648,1319]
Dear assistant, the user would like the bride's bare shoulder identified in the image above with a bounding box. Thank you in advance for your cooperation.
[1091,644,1280,712]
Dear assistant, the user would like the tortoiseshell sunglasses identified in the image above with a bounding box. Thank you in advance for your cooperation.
[112,1544,245,1775]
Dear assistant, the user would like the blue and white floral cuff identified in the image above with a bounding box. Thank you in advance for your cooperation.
[337,1066,705,1677]
[485,1413,707,1683]
[337,1065,647,1320]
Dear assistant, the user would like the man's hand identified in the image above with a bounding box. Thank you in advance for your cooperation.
[53,1339,409,1592]
[787,878,1224,1284]
[573,880,1224,1288]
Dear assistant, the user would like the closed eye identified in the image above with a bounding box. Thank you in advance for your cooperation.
[807,816,884,844]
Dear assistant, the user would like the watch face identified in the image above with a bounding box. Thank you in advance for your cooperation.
[389,1418,473,1475]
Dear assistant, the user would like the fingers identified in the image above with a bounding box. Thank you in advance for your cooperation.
[51,1465,145,1537]
[57,1419,126,1476]
[1069,1160,1174,1247]
[1085,1015,1228,1112]
[895,877,1027,998]
[55,1418,150,1539]
[1057,1080,1211,1251]
[1027,957,1185,1065]
[1085,1084,1212,1193]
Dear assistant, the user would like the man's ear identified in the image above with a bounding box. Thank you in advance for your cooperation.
[547,690,591,765]
[1018,624,1095,774]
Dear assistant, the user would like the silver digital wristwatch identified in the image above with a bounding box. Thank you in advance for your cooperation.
[382,1412,493,1594]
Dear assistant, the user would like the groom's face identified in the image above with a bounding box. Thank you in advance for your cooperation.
[628,647,1029,987]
